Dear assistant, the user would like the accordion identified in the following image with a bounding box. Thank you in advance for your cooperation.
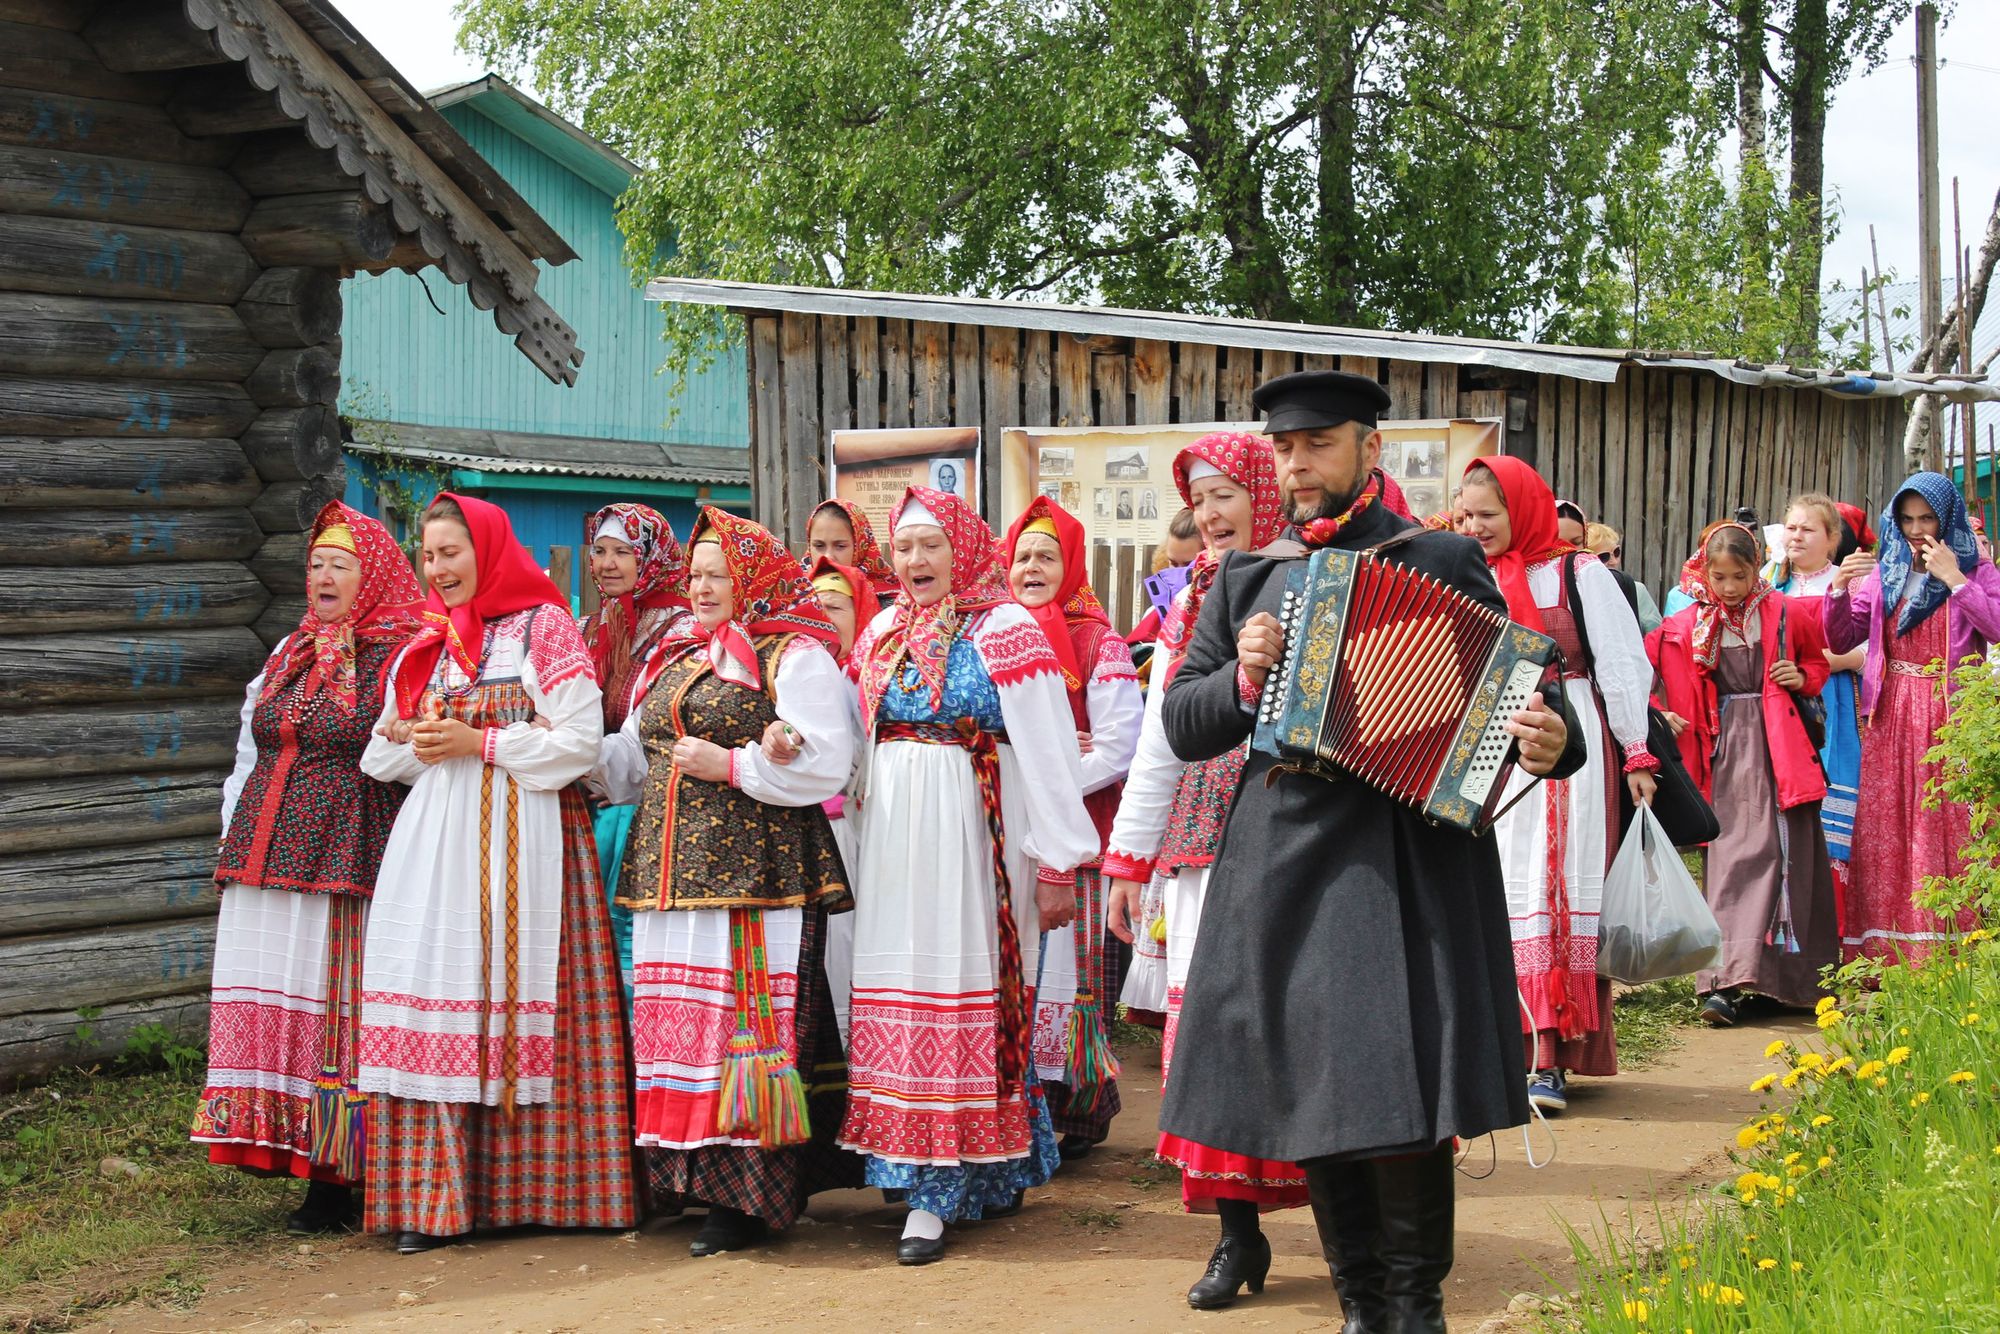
[1251,546,1557,833]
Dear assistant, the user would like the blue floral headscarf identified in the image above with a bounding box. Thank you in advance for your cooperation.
[1879,471,1982,635]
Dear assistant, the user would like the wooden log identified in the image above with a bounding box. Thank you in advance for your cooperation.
[912,321,949,424]
[1056,333,1091,426]
[0,292,263,380]
[1388,360,1425,421]
[248,476,341,532]
[1219,346,1258,421]
[1130,339,1171,424]
[748,316,782,535]
[0,508,261,564]
[240,191,394,269]
[1020,330,1052,425]
[233,266,340,348]
[1176,343,1217,423]
[0,143,250,232]
[0,918,217,1020]
[0,212,258,304]
[0,436,259,508]
[80,0,229,72]
[248,530,308,592]
[238,405,341,482]
[0,18,172,101]
[0,993,210,1088]
[246,343,339,408]
[1092,350,1128,427]
[778,312,819,546]
[0,701,242,782]
[253,594,304,647]
[850,318,880,432]
[166,72,292,137]
[0,560,266,634]
[0,371,255,438]
[0,87,237,166]
[0,626,267,707]
[0,769,225,856]
[0,0,90,30]
[881,319,911,428]
[980,329,1017,517]
[227,129,355,196]
[0,838,219,937]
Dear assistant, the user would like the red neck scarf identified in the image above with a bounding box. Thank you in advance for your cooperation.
[263,501,424,716]
[393,492,572,718]
[1679,521,1774,670]
[1158,432,1284,681]
[1004,496,1109,695]
[655,507,841,691]
[810,498,899,602]
[859,486,1010,724]
[582,502,688,686]
[1465,456,1572,633]
[807,555,882,666]
[1297,469,1388,548]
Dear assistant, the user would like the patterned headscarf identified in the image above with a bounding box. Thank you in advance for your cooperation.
[262,501,423,716]
[807,556,882,665]
[1004,496,1110,695]
[1158,432,1283,675]
[393,493,572,718]
[582,502,687,687]
[809,498,899,601]
[1464,455,1573,634]
[657,507,841,691]
[1677,520,1775,669]
[857,486,1010,725]
[1879,471,1982,636]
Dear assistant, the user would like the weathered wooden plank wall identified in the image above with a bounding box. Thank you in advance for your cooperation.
[0,0,361,1084]
[739,311,1905,598]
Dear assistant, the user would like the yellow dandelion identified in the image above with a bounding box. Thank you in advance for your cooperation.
[1735,1170,1762,1193]
[1759,1174,1782,1190]
[1781,1069,1806,1089]
[1815,995,1836,1015]
[1783,1151,1802,1166]
[1623,1298,1650,1324]
[1948,1071,1976,1085]
[1824,1056,1854,1075]
[1816,1009,1845,1029]
[1873,1076,1890,1089]
[1855,1060,1885,1080]
[1679,1255,1696,1270]
[1811,1114,1834,1128]
[1910,1092,1932,1107]
[1887,1046,1912,1065]
[1717,1284,1746,1306]
[1795,1052,1825,1071]
[1965,1013,1981,1027]
[1783,1185,1797,1198]
[1768,1114,1786,1126]
[1737,1190,1758,1204]
[1968,928,1990,942]
[1750,1073,1778,1093]
[1765,1038,1790,1057]
[1791,1261,1805,1272]
[1735,1125,1764,1149]
[1756,1258,1778,1271]
[1817,1155,1833,1169]
[1787,1164,1808,1177]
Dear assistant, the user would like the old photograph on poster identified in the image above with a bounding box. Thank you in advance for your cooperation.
[828,427,981,534]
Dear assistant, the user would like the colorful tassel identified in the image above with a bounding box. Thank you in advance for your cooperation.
[1063,989,1121,1114]
[715,909,811,1147]
[307,1066,367,1180]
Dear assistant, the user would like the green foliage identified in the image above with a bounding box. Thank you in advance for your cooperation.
[116,1023,206,1082]
[1921,660,2000,924]
[343,386,454,557]
[1611,975,1702,1071]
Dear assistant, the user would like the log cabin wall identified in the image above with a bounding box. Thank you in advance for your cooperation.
[0,0,383,1083]
[741,311,1906,599]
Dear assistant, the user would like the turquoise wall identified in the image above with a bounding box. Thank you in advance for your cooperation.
[337,103,747,447]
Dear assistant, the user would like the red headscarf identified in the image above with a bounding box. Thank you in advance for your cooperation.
[1378,470,1416,522]
[810,498,899,601]
[656,507,841,691]
[1463,456,1572,633]
[858,486,1010,723]
[582,502,687,686]
[262,501,423,716]
[1004,496,1110,695]
[1158,432,1283,676]
[1678,520,1775,670]
[807,556,882,666]
[392,492,572,718]
[1835,501,1877,551]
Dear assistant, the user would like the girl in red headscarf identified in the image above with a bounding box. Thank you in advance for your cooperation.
[593,507,858,1256]
[839,486,1101,1266]
[1459,457,1657,1116]
[1098,431,1309,1310]
[807,497,899,602]
[357,493,636,1253]
[1004,497,1143,1159]
[193,503,422,1233]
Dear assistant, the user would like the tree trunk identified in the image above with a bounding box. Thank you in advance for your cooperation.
[1315,22,1363,326]
[1783,0,1829,360]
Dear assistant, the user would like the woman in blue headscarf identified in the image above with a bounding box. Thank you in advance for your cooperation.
[1824,472,2000,966]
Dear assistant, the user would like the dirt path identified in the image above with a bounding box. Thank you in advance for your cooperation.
[87,1011,1807,1334]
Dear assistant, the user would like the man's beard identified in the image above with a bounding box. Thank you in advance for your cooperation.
[1285,478,1365,526]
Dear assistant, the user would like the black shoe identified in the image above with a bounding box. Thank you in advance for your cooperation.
[1372,1146,1454,1334]
[1186,1231,1272,1310]
[896,1233,946,1265]
[395,1230,456,1255]
[981,1190,1025,1220]
[1305,1160,1388,1333]
[1058,1134,1095,1161]
[1700,991,1741,1026]
[286,1181,357,1235]
[688,1206,767,1257]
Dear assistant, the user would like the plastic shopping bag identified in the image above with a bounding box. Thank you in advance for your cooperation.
[1596,805,1723,984]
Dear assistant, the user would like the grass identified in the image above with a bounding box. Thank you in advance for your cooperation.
[0,1066,301,1332]
[1612,976,1703,1071]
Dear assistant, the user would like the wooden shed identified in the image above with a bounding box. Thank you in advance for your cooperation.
[0,0,582,1083]
[647,280,2000,598]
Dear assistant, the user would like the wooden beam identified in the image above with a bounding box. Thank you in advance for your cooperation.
[0,0,92,31]
[0,508,260,564]
[227,129,354,197]
[1055,333,1092,427]
[0,626,264,707]
[1220,345,1258,420]
[1666,374,1695,580]
[849,317,880,432]
[165,71,292,136]
[0,994,209,1086]
[0,705,241,783]
[748,315,782,532]
[1175,343,1216,423]
[239,405,338,482]
[245,343,338,407]
[950,322,981,453]
[0,143,250,232]
[1692,377,1717,537]
[1020,330,1052,427]
[0,838,220,936]
[1423,361,1459,420]
[911,321,949,425]
[0,436,259,508]
[1093,349,1128,428]
[1387,360,1424,421]
[0,560,264,633]
[0,371,255,437]
[0,87,236,166]
[818,313,851,440]
[0,213,259,304]
[981,327,1018,521]
[0,18,173,101]
[0,292,262,381]
[0,916,217,1016]
[0,769,225,856]
[1642,369,1671,595]
[248,475,339,532]
[80,0,230,72]
[1130,338,1171,424]
[252,594,302,647]
[233,266,339,349]
[240,190,394,268]
[247,529,307,592]
[778,311,819,546]
[880,318,910,429]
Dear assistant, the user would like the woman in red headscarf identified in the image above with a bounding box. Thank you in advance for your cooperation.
[1459,457,1657,1116]
[1095,432,1308,1309]
[839,486,1101,1266]
[357,493,636,1253]
[193,503,422,1233]
[807,497,899,602]
[592,507,857,1256]
[1003,497,1143,1160]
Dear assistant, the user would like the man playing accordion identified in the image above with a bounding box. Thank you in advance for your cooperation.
[1157,371,1580,1333]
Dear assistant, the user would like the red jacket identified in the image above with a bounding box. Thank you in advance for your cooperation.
[1645,595,1829,811]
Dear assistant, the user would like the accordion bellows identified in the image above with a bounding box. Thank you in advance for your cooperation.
[1252,547,1558,833]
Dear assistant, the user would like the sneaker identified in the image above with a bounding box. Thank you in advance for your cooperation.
[1527,1069,1568,1114]
[1699,992,1739,1027]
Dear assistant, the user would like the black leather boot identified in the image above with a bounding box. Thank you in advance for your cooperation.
[1371,1144,1455,1334]
[1305,1159,1388,1333]
[1185,1229,1272,1309]
[286,1181,356,1235]
[689,1204,768,1257]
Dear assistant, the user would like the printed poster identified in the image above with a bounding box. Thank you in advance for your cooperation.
[828,427,981,528]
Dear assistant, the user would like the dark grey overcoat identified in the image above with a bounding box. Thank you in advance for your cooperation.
[1157,503,1549,1163]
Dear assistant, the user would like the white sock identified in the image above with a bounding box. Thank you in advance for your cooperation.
[901,1208,945,1241]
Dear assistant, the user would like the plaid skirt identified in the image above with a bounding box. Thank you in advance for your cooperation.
[364,789,638,1235]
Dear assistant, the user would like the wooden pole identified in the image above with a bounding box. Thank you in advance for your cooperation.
[1861,266,1877,366]
[1870,224,1895,372]
[1916,6,1943,349]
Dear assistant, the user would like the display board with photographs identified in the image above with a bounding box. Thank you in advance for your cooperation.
[827,427,981,526]
[1376,417,1503,526]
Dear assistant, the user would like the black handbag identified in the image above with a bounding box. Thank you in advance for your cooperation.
[1563,555,1721,848]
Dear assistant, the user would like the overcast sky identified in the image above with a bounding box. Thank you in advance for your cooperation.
[343,0,1998,317]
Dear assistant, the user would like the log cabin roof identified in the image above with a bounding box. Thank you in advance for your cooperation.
[647,278,2000,406]
[429,75,638,200]
[185,0,586,385]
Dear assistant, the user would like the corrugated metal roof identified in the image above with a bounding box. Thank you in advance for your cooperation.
[647,278,1999,404]
[344,421,749,487]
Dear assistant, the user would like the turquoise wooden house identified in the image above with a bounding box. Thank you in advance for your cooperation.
[340,76,749,599]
